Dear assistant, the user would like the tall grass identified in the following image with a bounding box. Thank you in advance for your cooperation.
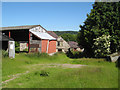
[2,52,118,88]
[4,66,118,88]
[2,50,8,58]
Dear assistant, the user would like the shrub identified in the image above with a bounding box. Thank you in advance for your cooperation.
[15,42,20,53]
[2,50,8,57]
[66,49,85,58]
[40,70,49,76]
[34,70,49,76]
[92,35,111,58]
[23,48,28,52]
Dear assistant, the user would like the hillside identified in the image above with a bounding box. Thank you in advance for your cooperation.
[53,31,78,36]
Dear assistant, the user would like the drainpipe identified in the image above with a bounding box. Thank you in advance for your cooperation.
[46,40,49,53]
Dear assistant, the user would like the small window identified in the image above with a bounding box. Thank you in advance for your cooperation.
[58,49,62,52]
[57,41,60,46]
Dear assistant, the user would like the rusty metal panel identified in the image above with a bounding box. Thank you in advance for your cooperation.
[30,40,41,47]
[30,44,40,48]
[30,40,41,44]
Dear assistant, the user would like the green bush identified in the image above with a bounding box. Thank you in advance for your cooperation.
[93,35,111,58]
[23,48,28,52]
[66,49,85,58]
[40,70,49,76]
[2,50,8,57]
[15,42,20,53]
[34,70,49,77]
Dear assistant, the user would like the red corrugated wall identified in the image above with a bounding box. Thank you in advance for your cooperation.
[41,40,48,53]
[48,40,56,54]
[41,40,56,54]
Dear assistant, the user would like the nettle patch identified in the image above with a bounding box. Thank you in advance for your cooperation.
[34,70,49,77]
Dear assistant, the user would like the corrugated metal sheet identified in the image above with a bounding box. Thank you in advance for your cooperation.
[68,41,79,48]
[47,31,59,39]
[30,30,56,40]
[30,44,40,48]
[0,25,47,31]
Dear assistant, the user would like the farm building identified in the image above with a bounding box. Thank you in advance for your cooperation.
[47,31,70,52]
[0,32,15,58]
[0,25,57,54]
[0,32,14,50]
[68,41,84,52]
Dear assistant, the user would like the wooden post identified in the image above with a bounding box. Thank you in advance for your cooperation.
[28,32,30,53]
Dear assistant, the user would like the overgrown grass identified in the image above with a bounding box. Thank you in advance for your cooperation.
[2,50,8,58]
[2,52,118,88]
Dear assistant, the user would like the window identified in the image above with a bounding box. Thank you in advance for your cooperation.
[57,41,60,46]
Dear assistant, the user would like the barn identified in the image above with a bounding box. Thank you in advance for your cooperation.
[0,25,57,54]
[47,31,70,53]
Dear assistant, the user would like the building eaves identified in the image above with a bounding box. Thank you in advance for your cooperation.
[0,25,48,31]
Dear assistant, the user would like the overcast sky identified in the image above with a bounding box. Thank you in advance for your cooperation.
[2,2,94,31]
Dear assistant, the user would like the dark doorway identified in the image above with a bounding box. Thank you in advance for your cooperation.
[58,49,62,52]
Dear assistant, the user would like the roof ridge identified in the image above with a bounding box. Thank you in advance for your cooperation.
[1,25,40,28]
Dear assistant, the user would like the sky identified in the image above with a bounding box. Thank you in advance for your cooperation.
[2,2,94,31]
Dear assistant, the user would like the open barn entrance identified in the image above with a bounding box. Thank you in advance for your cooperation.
[2,29,29,53]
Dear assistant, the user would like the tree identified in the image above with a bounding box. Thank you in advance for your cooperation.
[61,33,77,42]
[77,2,120,57]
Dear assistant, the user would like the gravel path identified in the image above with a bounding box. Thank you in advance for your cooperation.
[2,71,29,85]
[33,63,86,68]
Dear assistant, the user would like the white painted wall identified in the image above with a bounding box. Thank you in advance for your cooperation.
[29,26,46,33]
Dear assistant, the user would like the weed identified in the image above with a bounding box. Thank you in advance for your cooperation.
[2,50,8,57]
[40,70,49,77]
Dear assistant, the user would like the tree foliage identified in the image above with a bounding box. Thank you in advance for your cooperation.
[54,31,78,42]
[93,34,111,57]
[54,31,78,36]
[77,2,120,57]
[61,33,77,42]
[15,41,20,53]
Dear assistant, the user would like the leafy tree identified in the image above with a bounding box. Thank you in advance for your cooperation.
[61,33,77,42]
[77,2,120,57]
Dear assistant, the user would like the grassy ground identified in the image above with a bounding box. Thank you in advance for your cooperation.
[2,53,118,88]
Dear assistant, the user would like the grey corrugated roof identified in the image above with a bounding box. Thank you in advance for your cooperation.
[0,25,47,31]
[47,31,59,39]
[68,41,79,48]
